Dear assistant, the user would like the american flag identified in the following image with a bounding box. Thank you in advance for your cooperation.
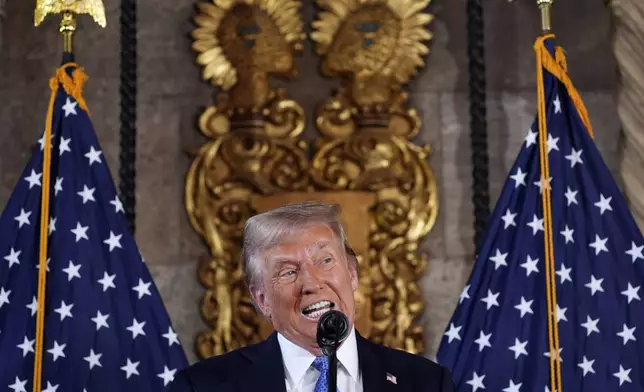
[436,38,644,391]
[0,62,188,391]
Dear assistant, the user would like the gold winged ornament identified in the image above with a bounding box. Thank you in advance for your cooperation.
[35,0,106,27]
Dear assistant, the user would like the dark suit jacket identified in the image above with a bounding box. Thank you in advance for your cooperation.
[169,331,455,391]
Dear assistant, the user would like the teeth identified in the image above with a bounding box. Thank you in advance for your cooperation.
[303,300,332,313]
[306,308,331,319]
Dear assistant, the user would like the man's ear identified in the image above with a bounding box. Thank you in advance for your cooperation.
[348,257,359,292]
[250,283,271,318]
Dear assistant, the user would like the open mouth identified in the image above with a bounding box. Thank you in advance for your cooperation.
[302,300,335,320]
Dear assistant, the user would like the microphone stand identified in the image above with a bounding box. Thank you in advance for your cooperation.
[317,310,348,392]
[327,334,340,392]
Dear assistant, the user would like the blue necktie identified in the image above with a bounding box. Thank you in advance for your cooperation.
[312,356,340,392]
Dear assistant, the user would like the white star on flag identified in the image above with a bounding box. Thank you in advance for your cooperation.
[157,366,177,386]
[17,336,34,357]
[77,185,96,204]
[85,146,103,165]
[474,331,492,352]
[24,169,42,189]
[8,376,27,392]
[481,290,500,310]
[41,382,59,392]
[508,338,529,359]
[585,275,605,296]
[110,196,125,213]
[97,272,117,292]
[565,148,583,167]
[613,365,632,386]
[466,372,486,392]
[62,97,78,117]
[4,248,21,268]
[547,134,560,153]
[70,222,89,242]
[84,349,103,369]
[578,356,595,376]
[91,311,110,331]
[625,241,643,262]
[62,260,82,282]
[520,255,539,277]
[0,287,11,309]
[444,323,462,343]
[621,283,640,303]
[104,231,123,252]
[127,318,147,339]
[580,315,600,336]
[594,194,613,215]
[525,129,537,147]
[515,296,534,318]
[501,209,517,229]
[553,94,562,112]
[47,341,66,362]
[132,279,152,299]
[489,249,508,270]
[26,296,38,317]
[564,187,578,206]
[14,209,31,228]
[459,285,470,304]
[54,300,74,321]
[121,358,141,379]
[163,327,180,347]
[59,136,72,155]
[510,168,527,188]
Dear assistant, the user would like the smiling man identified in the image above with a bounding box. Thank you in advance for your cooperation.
[169,202,455,392]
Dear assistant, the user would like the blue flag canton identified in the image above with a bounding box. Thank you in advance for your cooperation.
[0,80,188,391]
[436,52,644,391]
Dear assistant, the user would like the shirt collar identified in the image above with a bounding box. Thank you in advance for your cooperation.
[277,326,360,385]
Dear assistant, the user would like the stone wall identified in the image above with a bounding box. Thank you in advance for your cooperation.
[0,0,619,364]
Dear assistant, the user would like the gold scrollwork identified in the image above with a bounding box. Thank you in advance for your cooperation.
[187,0,437,358]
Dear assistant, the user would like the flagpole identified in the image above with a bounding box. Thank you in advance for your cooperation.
[537,0,553,33]
[32,3,106,392]
[535,1,562,392]
[60,11,76,53]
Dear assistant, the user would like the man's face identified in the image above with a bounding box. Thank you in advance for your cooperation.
[251,224,359,355]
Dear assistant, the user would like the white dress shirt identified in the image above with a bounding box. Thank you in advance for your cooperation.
[277,327,363,392]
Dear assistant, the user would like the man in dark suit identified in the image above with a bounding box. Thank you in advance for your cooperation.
[169,202,455,391]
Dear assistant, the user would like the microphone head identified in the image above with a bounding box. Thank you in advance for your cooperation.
[316,310,350,356]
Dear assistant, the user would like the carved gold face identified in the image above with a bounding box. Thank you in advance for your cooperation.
[218,4,294,76]
[323,5,399,77]
[192,0,305,97]
[312,0,433,106]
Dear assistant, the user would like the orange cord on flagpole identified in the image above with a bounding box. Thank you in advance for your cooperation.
[32,63,89,392]
[535,33,564,392]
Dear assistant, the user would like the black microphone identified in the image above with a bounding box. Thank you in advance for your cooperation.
[316,310,350,355]
[316,310,350,392]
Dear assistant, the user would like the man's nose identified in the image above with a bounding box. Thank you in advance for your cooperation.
[300,264,323,294]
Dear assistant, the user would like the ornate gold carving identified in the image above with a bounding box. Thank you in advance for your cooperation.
[187,0,437,358]
[35,0,106,27]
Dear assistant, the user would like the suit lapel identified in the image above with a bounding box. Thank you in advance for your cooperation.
[236,332,287,392]
[356,333,401,392]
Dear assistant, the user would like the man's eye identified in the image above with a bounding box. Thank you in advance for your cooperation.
[323,257,333,263]
[280,270,296,277]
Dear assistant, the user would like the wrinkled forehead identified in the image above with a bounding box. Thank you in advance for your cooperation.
[263,239,342,264]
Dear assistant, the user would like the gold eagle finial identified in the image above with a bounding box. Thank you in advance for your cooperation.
[35,0,106,27]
